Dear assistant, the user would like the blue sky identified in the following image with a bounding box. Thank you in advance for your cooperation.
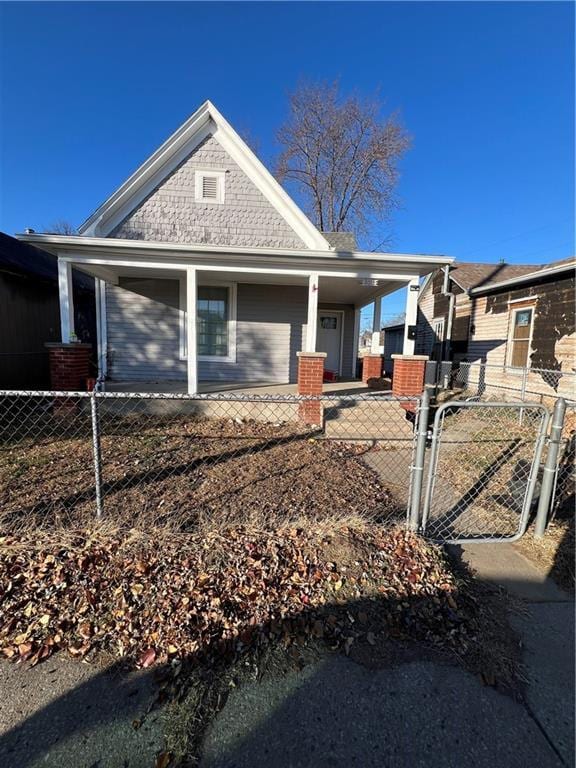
[0,1,573,324]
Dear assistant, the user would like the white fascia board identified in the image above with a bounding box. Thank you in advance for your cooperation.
[469,260,576,295]
[77,99,330,251]
[18,233,453,270]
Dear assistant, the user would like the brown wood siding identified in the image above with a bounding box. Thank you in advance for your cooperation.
[466,273,575,399]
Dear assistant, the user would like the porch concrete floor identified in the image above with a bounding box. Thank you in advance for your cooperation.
[104,379,382,396]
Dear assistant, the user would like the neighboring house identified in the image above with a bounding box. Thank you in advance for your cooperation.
[19,101,451,393]
[381,323,405,375]
[416,258,576,399]
[0,233,96,389]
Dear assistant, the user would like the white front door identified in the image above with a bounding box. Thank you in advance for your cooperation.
[317,312,342,374]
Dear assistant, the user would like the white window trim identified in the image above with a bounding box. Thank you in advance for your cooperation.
[194,169,226,204]
[506,304,535,371]
[179,278,237,363]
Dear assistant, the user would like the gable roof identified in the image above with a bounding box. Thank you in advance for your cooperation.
[78,100,331,251]
[448,262,539,292]
[418,257,575,302]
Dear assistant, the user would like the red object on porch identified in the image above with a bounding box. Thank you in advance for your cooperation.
[391,354,429,412]
[45,343,92,391]
[362,354,383,384]
[297,352,326,425]
[323,369,337,382]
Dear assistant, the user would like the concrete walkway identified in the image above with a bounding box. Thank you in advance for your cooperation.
[452,542,574,765]
[0,658,165,768]
[200,543,574,768]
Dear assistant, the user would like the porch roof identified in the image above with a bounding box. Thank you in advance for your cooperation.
[17,233,453,305]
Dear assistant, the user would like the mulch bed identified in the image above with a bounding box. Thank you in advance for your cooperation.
[0,416,397,531]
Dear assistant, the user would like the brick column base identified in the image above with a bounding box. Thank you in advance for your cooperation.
[297,352,326,426]
[392,354,429,412]
[362,354,383,385]
[46,343,92,391]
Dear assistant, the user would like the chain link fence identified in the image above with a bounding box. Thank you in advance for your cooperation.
[426,360,576,406]
[551,404,576,518]
[421,401,550,542]
[0,390,421,536]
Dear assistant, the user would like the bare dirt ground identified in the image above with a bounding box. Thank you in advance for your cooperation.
[0,415,401,535]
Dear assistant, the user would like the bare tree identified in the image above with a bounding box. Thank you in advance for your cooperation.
[43,219,77,235]
[276,81,410,243]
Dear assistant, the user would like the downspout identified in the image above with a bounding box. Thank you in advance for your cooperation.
[442,265,455,361]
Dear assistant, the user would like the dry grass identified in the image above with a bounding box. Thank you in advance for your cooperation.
[515,517,575,593]
[0,414,401,550]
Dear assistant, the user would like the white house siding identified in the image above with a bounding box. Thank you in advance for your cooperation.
[110,135,306,250]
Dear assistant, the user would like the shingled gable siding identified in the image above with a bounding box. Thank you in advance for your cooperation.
[105,280,309,383]
[110,135,307,249]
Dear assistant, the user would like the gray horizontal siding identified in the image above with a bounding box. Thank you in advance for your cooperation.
[106,280,356,383]
[200,284,306,382]
[106,278,185,381]
[106,280,307,383]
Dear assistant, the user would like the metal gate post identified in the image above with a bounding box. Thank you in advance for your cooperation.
[408,387,431,531]
[90,391,104,519]
[534,397,566,538]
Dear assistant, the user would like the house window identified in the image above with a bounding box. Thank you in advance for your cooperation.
[194,170,225,204]
[198,286,229,357]
[508,307,534,368]
[179,281,237,362]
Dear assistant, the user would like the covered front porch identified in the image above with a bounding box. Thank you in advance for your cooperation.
[22,234,452,394]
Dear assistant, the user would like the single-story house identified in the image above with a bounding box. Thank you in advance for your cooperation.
[416,258,576,400]
[19,100,452,394]
[0,232,96,389]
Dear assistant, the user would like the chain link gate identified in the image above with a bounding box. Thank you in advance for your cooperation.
[419,400,550,543]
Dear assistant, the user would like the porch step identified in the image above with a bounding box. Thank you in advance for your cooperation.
[323,398,415,440]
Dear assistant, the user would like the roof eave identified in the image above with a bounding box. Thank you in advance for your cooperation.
[469,260,576,295]
[16,233,454,270]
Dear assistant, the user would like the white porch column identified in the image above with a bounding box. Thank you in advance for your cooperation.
[403,277,420,354]
[305,273,319,352]
[57,258,75,343]
[371,297,382,353]
[186,267,198,395]
[95,278,108,379]
[351,308,361,377]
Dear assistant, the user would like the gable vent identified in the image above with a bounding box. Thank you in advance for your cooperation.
[202,175,218,199]
[195,170,224,204]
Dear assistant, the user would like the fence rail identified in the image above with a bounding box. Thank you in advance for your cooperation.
[0,389,422,535]
[426,360,576,405]
[0,387,570,544]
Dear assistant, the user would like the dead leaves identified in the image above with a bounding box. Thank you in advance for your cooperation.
[0,526,471,672]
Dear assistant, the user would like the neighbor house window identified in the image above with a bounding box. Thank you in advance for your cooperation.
[194,170,225,204]
[179,281,236,362]
[508,307,534,368]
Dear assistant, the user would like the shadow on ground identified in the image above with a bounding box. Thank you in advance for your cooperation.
[1,549,573,768]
